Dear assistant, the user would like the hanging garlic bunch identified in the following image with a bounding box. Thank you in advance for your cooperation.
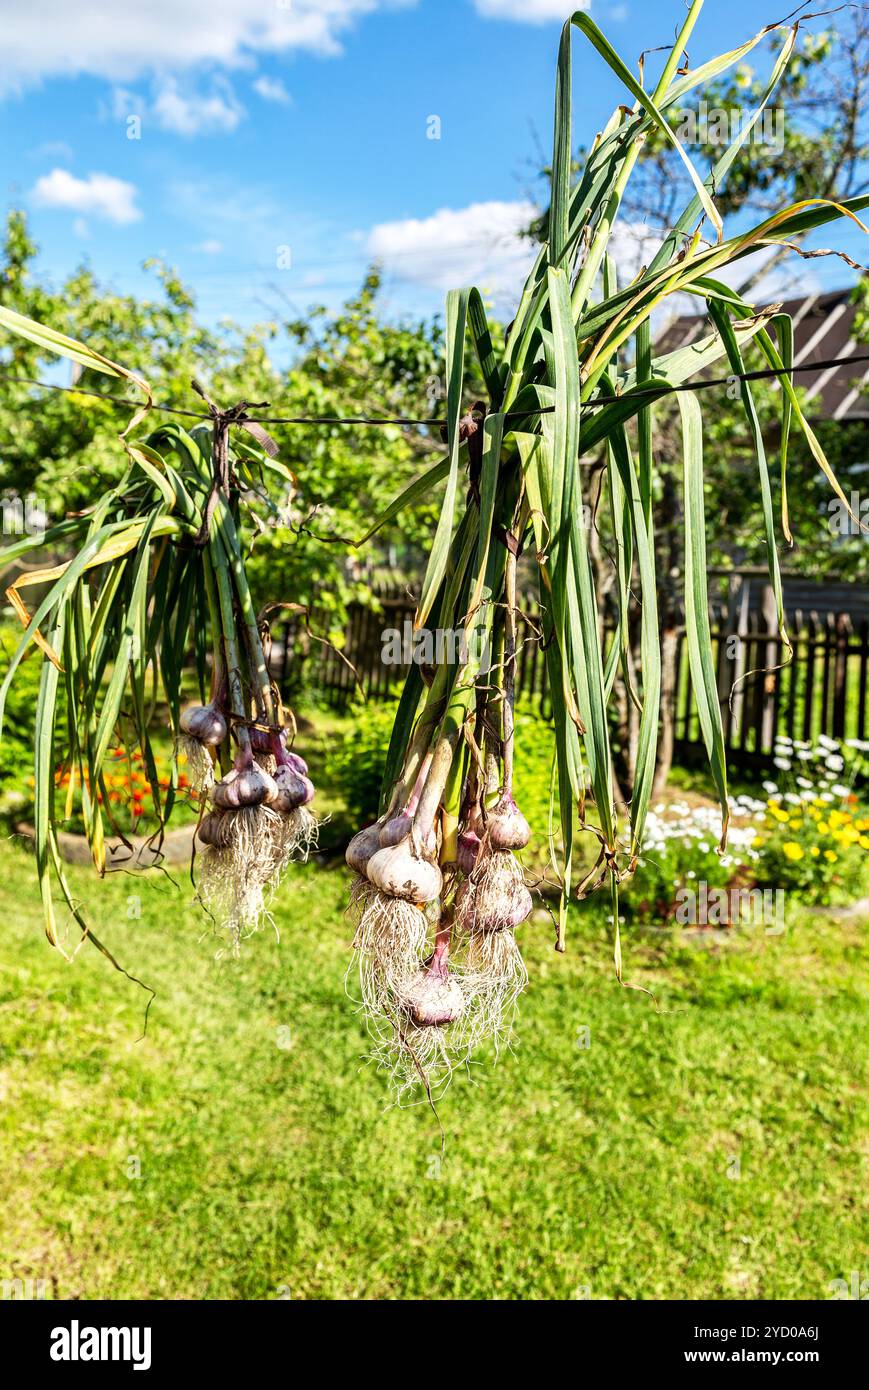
[453,792,531,1053]
[347,748,440,1013]
[454,544,532,1052]
[197,739,277,944]
[176,670,228,794]
[266,733,317,868]
[197,727,318,952]
[346,735,469,1098]
[345,489,534,1098]
[189,521,317,952]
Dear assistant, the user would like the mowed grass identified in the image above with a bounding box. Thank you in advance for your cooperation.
[0,835,865,1301]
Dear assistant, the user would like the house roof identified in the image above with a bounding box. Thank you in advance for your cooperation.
[656,287,869,421]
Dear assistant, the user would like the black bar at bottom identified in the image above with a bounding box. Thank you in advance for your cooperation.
[2,1297,864,1375]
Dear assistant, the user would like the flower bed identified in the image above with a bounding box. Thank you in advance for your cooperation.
[628,736,869,923]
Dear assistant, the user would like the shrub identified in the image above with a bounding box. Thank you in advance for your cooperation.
[330,700,401,826]
[753,735,869,904]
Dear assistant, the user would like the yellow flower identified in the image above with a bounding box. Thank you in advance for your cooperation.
[788,818,804,830]
[810,847,821,857]
[823,850,838,863]
[860,837,869,851]
[817,820,830,834]
[769,805,790,823]
[782,841,804,862]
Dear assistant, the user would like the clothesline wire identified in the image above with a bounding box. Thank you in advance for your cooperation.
[1,353,868,427]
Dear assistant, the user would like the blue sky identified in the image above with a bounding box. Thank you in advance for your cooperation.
[0,0,863,330]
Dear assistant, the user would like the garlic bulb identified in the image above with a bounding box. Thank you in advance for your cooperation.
[501,880,533,928]
[267,764,315,814]
[456,829,482,874]
[345,821,384,874]
[366,834,442,904]
[486,794,530,851]
[456,854,532,932]
[212,755,277,810]
[379,812,412,847]
[399,971,465,1026]
[197,810,232,848]
[180,702,227,747]
[398,926,463,1025]
[248,724,274,754]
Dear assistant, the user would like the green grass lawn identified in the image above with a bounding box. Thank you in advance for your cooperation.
[0,835,865,1301]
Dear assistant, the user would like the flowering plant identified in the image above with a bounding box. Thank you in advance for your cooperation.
[50,747,195,838]
[755,735,869,903]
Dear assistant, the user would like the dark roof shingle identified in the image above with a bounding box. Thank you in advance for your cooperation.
[656,287,869,421]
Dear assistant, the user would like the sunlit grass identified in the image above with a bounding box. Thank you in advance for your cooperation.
[0,837,864,1300]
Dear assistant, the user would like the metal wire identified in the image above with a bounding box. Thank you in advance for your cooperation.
[1,353,868,428]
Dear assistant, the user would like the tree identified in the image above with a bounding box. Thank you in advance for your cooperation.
[0,212,454,662]
[622,9,869,294]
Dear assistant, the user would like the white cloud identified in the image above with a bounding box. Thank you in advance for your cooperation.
[474,0,587,21]
[366,201,539,303]
[606,221,664,282]
[253,76,291,104]
[364,205,671,312]
[109,77,245,137]
[0,1,403,93]
[193,239,223,255]
[31,168,141,224]
[153,77,244,135]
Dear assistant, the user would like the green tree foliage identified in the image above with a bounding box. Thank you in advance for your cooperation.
[0,211,454,640]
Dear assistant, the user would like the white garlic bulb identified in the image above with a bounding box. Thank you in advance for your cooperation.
[366,834,442,904]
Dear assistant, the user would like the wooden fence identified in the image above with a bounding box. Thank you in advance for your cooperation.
[672,609,868,769]
[272,585,869,768]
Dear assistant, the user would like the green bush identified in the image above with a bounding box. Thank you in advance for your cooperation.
[330,698,559,836]
[752,734,869,905]
[330,700,400,826]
